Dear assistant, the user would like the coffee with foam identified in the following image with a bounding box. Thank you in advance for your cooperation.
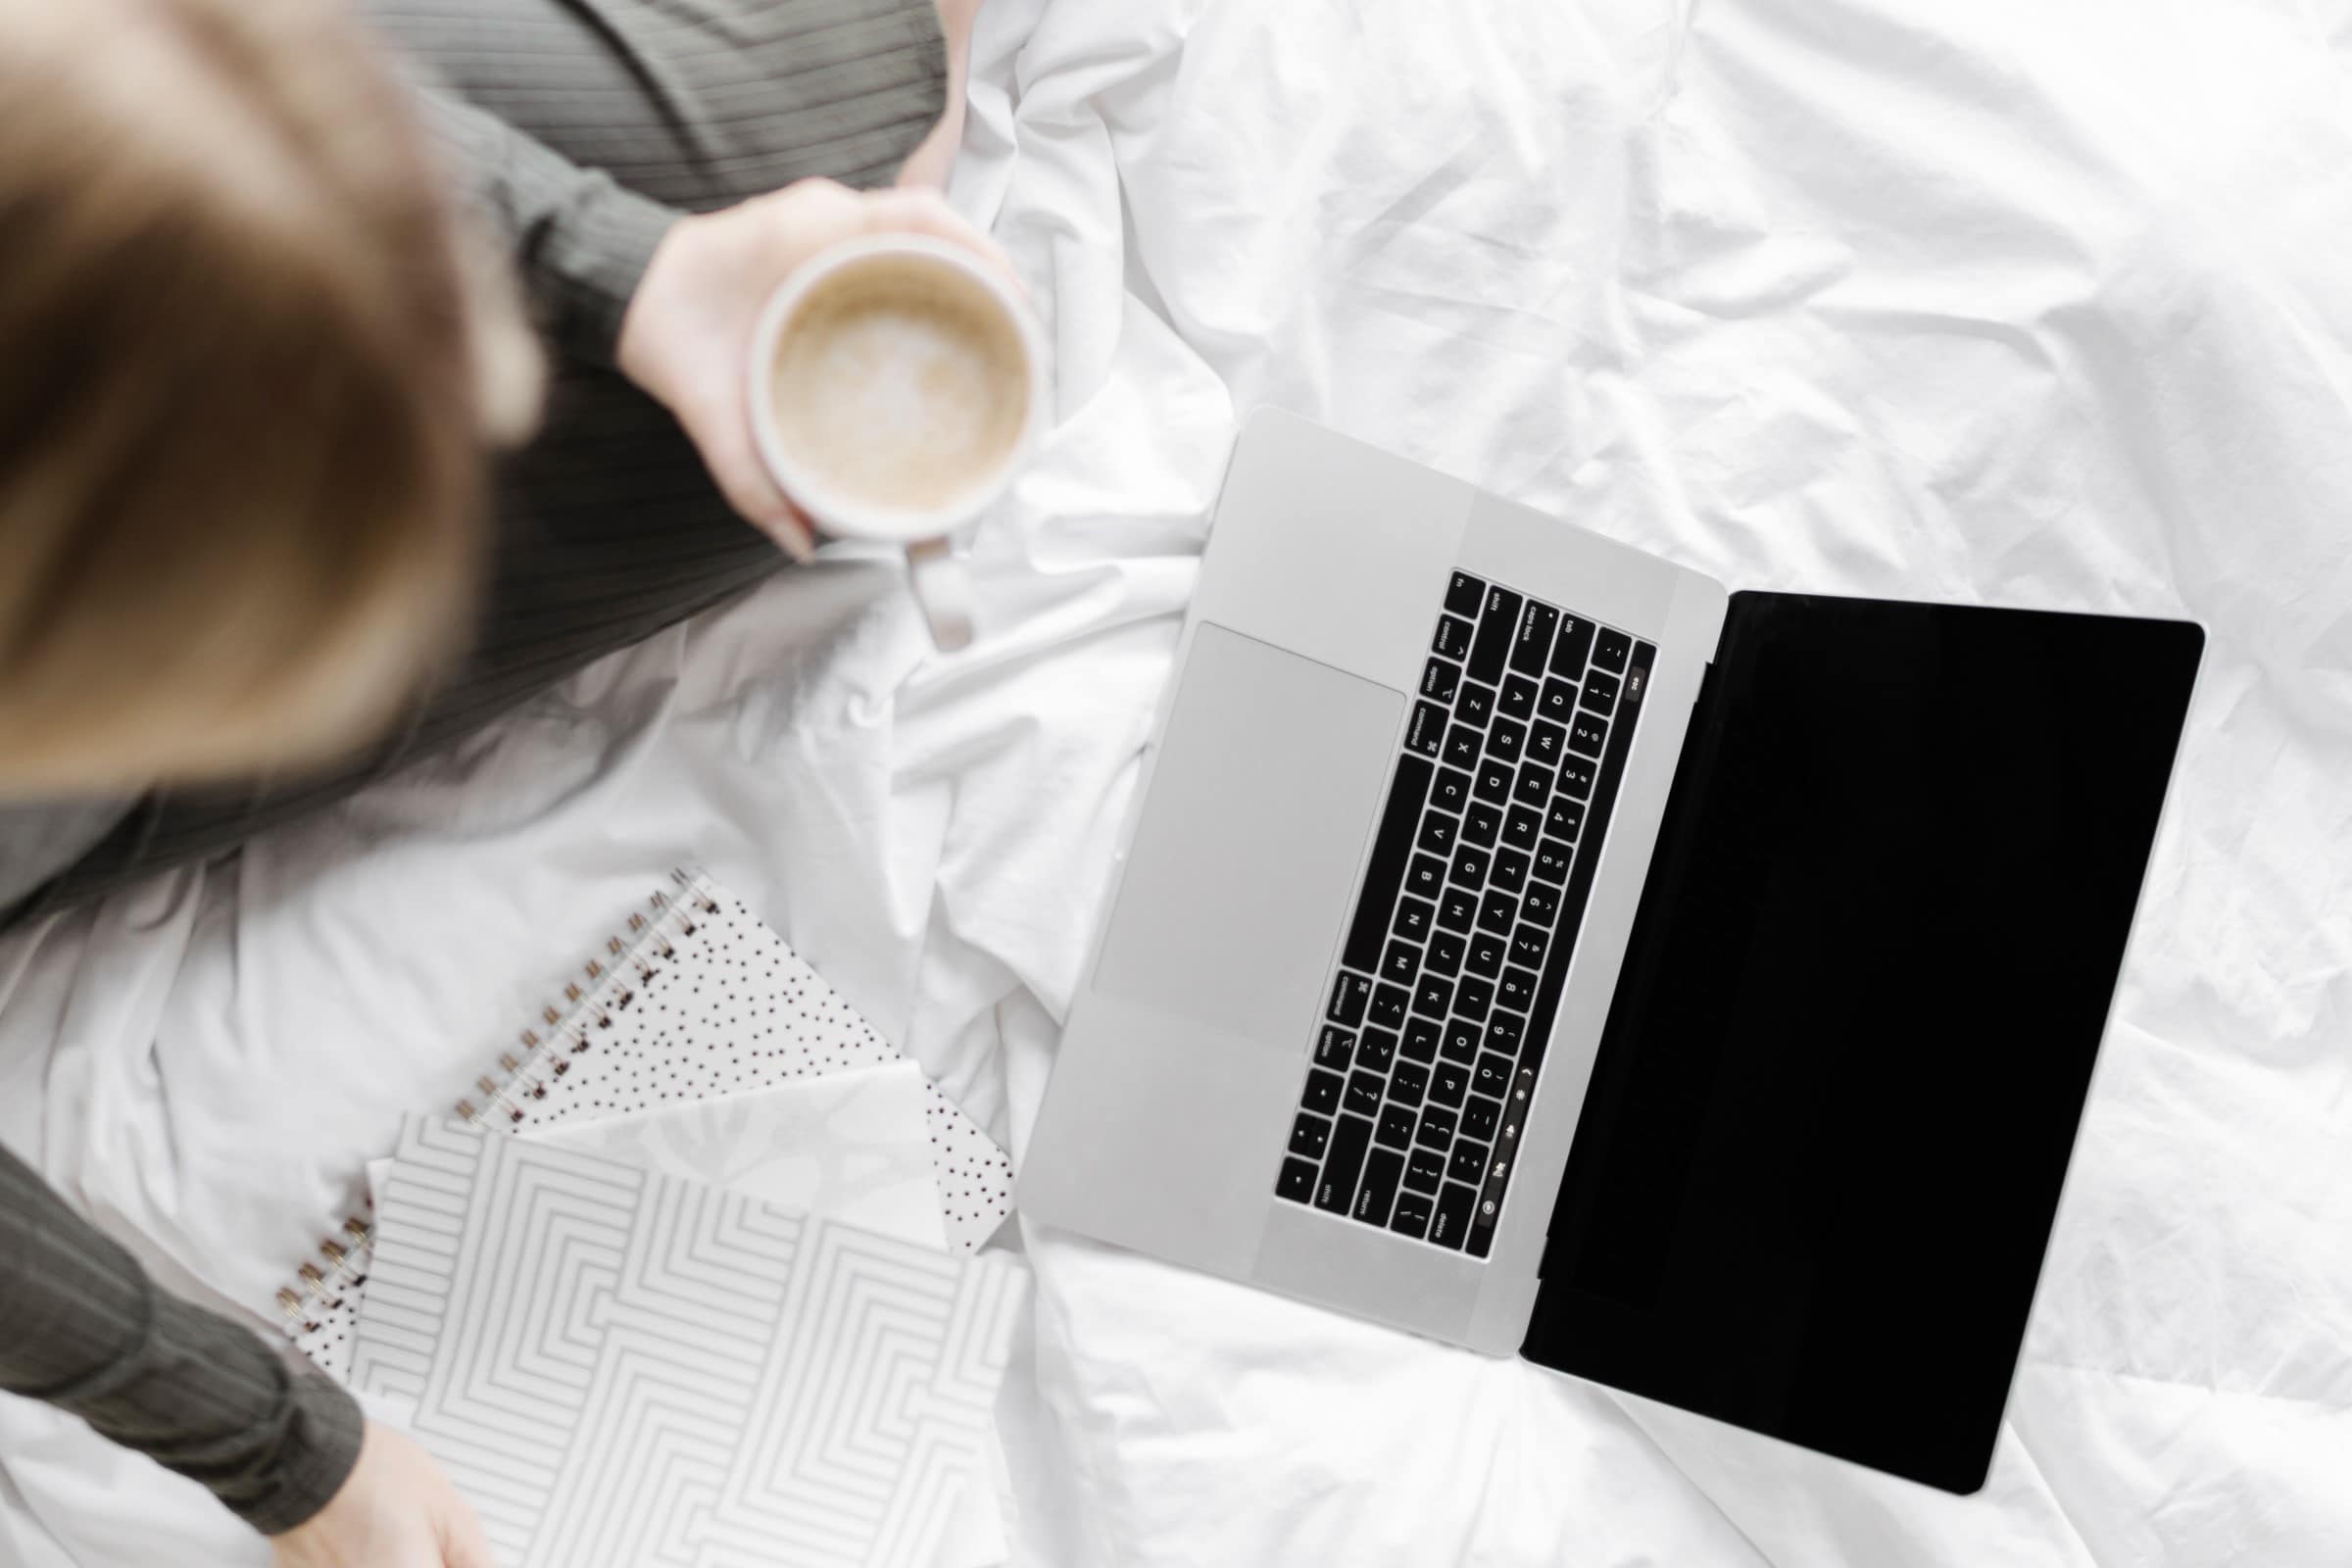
[763,254,1030,514]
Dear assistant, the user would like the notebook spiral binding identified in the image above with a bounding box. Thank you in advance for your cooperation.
[274,868,721,1332]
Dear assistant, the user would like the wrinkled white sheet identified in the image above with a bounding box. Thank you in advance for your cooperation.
[5,0,2350,1562]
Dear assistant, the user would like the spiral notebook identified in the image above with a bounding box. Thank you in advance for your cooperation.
[275,870,1016,1381]
[355,1114,1026,1568]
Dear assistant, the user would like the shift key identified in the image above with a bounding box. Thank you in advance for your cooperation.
[1313,1113,1375,1213]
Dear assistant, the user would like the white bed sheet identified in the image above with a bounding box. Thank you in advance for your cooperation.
[5,0,2350,1562]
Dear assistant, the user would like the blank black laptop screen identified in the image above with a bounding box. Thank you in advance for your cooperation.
[1519,593,2201,1494]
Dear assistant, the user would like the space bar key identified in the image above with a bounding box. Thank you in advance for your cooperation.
[1340,754,1437,974]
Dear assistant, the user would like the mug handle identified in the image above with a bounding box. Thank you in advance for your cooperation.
[905,536,974,651]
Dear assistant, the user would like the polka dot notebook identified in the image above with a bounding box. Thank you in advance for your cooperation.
[279,869,1014,1381]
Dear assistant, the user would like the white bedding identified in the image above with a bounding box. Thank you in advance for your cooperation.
[4,0,2349,1562]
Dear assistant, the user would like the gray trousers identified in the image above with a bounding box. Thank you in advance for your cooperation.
[0,0,946,928]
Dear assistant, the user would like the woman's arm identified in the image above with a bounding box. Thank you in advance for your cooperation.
[0,1142,362,1535]
[404,86,680,368]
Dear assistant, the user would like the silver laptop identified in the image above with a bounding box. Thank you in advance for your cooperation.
[1019,408,2202,1494]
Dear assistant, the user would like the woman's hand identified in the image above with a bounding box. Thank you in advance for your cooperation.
[614,179,1013,560]
[269,1422,494,1568]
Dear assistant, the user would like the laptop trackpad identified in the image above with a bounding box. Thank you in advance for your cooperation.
[1093,623,1403,1052]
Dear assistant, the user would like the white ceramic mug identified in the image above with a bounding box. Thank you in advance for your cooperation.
[746,234,1046,651]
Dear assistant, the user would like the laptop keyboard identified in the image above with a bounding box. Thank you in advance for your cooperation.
[1274,570,1656,1258]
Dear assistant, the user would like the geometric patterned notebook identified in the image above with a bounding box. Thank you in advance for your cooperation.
[278,870,1015,1380]
[354,1115,1027,1568]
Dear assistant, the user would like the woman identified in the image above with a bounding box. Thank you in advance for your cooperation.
[0,0,995,1559]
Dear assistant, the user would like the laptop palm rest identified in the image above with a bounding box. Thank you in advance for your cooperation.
[1093,622,1400,1049]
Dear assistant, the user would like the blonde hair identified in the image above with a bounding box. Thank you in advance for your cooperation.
[0,0,539,795]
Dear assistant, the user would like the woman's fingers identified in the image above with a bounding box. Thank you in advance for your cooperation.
[439,1493,500,1568]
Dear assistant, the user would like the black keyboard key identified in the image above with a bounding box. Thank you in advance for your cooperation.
[1380,939,1419,986]
[1594,626,1631,672]
[1302,1069,1343,1115]
[1383,1189,1439,1241]
[1466,585,1522,684]
[1532,837,1574,885]
[1450,843,1491,888]
[1545,796,1585,842]
[1510,927,1546,969]
[1404,1146,1446,1194]
[1390,1060,1430,1107]
[1462,802,1502,848]
[1441,1019,1481,1063]
[1474,1051,1514,1099]
[1436,886,1478,933]
[1356,1148,1405,1224]
[1432,1061,1470,1107]
[1497,965,1539,1013]
[1466,932,1507,978]
[1400,1018,1442,1063]
[1460,1096,1501,1142]
[1513,761,1552,807]
[1443,723,1483,770]
[1369,983,1409,1030]
[1477,890,1517,936]
[1499,673,1539,722]
[1550,614,1595,676]
[1406,701,1446,759]
[1417,1104,1458,1148]
[1433,613,1475,661]
[1420,657,1462,704]
[1581,668,1619,712]
[1445,571,1487,618]
[1315,1114,1373,1212]
[1501,805,1542,851]
[1568,712,1607,758]
[1511,602,1558,676]
[1394,894,1437,942]
[1528,720,1566,766]
[1491,848,1529,896]
[1538,676,1577,724]
[1408,852,1448,901]
[1454,680,1495,727]
[1486,717,1525,764]
[1356,1028,1397,1074]
[1290,1113,1331,1160]
[1473,759,1513,807]
[1346,1070,1385,1117]
[1555,755,1595,800]
[1431,765,1473,813]
[1390,1188,1434,1239]
[1449,1141,1490,1187]
[1314,1026,1354,1071]
[1415,811,1456,858]
[1455,971,1496,1021]
[1328,971,1372,1026]
[1521,880,1561,925]
[1413,972,1452,1020]
[1484,1009,1523,1056]
[1342,755,1433,972]
[1278,1157,1318,1203]
[1424,931,1464,978]
[1430,1181,1477,1250]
